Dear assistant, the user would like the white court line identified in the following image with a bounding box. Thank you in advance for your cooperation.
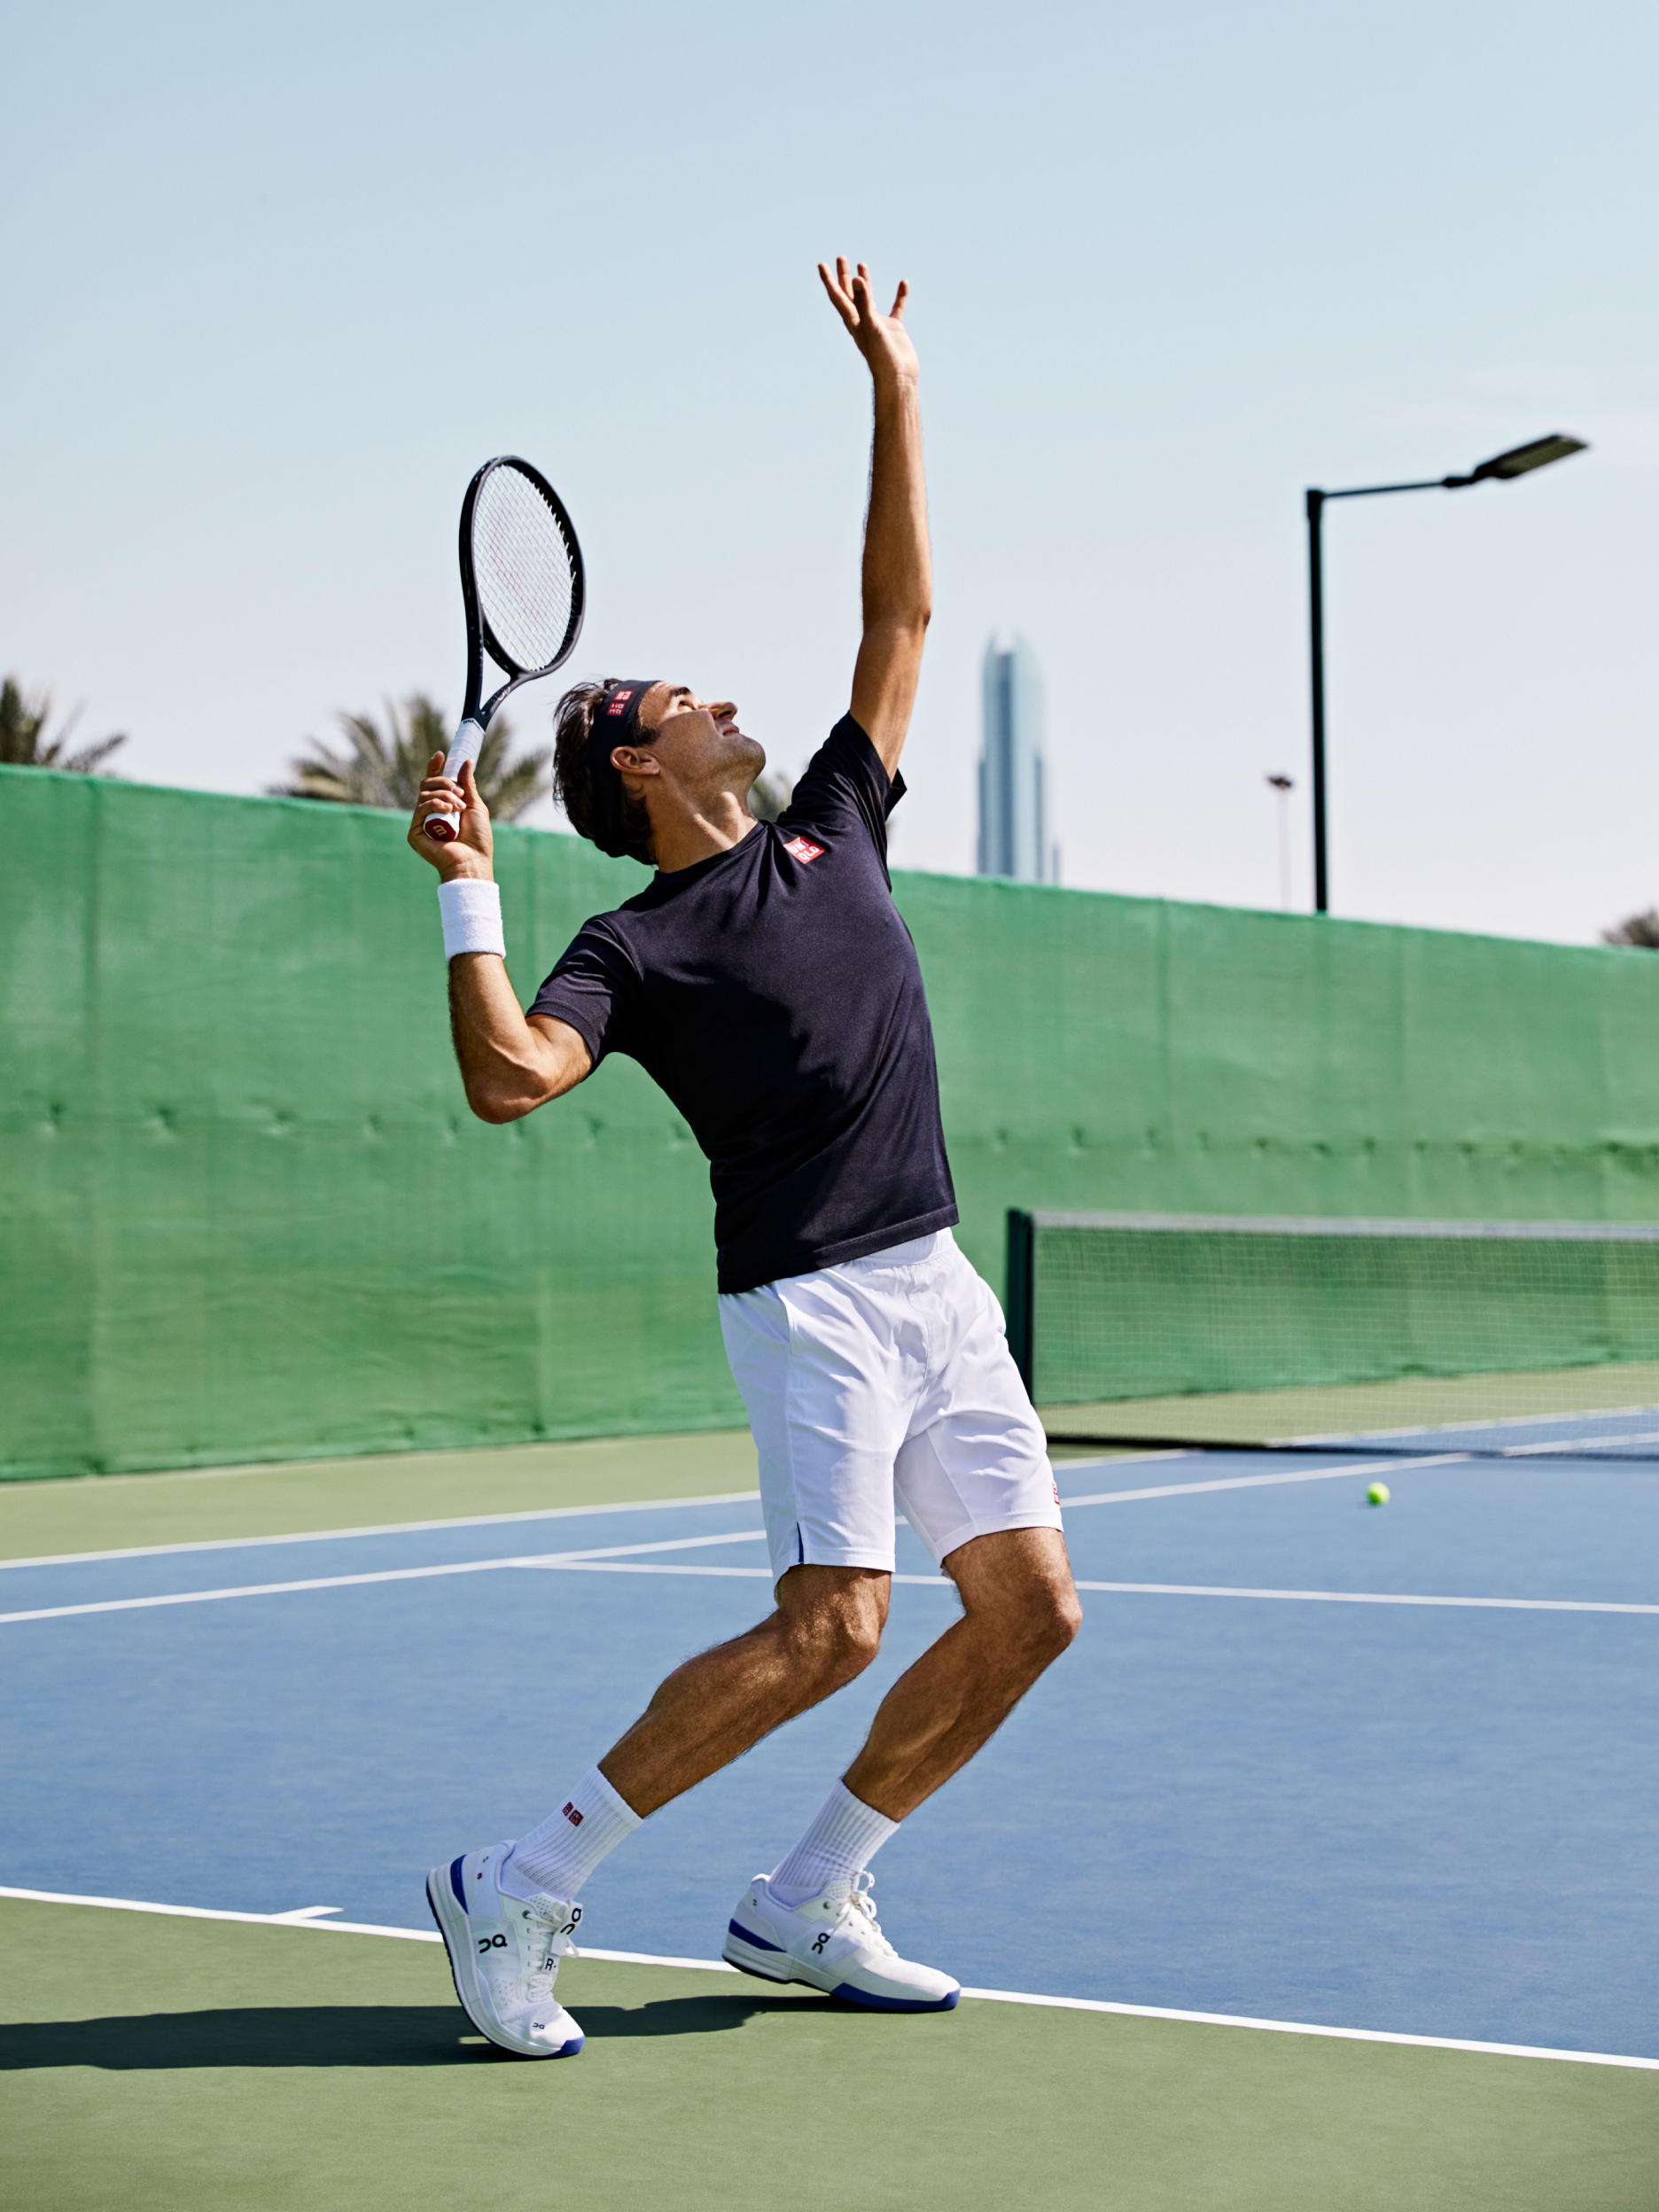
[6,1532,1656,1621]
[0,1489,764,1573]
[523,1561,945,1585]
[2,1885,1653,2073]
[530,1530,767,1563]
[0,1528,771,1626]
[522,1562,1659,1612]
[0,1555,523,1625]
[1059,1452,1468,1507]
[1071,1581,1659,1616]
[1500,1430,1659,1457]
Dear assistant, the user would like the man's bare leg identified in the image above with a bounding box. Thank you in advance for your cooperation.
[717,1526,1079,2008]
[597,1565,892,1816]
[597,1525,1079,1820]
[844,1527,1080,1819]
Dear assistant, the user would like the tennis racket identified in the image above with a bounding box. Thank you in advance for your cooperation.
[422,455,586,842]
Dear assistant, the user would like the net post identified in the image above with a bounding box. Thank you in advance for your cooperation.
[1006,1210,1036,1396]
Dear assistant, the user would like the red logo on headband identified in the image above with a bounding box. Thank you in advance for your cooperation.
[605,689,635,717]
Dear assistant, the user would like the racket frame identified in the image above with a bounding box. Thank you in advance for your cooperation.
[424,455,586,843]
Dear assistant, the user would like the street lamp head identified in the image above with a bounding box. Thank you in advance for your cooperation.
[1445,433,1587,489]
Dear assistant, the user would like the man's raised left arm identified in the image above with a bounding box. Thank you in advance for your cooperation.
[820,258,931,778]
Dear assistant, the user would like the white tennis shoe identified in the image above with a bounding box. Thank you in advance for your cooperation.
[722,1870,960,2012]
[425,1841,584,2058]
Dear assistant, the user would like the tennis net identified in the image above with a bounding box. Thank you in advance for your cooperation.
[1006,1209,1659,1458]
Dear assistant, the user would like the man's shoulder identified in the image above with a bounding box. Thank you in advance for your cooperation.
[547,907,644,980]
[777,714,901,882]
[781,716,896,819]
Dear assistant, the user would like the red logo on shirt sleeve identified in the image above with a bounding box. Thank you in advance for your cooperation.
[783,835,825,863]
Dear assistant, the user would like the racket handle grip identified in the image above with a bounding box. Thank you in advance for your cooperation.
[423,719,485,843]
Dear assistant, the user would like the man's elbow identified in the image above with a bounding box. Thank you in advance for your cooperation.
[464,1079,542,1125]
[463,1054,580,1123]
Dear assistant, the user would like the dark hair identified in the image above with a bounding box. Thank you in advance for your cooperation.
[552,678,655,864]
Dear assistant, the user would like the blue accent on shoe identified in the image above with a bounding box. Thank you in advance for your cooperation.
[448,1854,468,1910]
[728,1918,785,1952]
[830,1982,961,2013]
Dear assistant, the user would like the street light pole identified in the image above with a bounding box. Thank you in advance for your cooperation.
[1304,432,1586,916]
[1305,489,1328,914]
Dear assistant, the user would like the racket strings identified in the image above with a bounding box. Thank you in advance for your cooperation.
[472,465,578,674]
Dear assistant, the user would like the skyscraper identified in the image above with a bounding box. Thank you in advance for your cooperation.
[977,634,1056,883]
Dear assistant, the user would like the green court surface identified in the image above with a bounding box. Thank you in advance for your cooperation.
[4,1898,1655,2212]
[0,1430,761,1562]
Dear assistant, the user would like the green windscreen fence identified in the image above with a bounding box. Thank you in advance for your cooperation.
[1010,1209,1659,1456]
[9,759,1659,1480]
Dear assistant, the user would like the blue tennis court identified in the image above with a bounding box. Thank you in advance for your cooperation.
[5,1445,1657,2060]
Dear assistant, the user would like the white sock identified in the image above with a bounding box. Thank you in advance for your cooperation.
[768,1780,900,1907]
[501,1764,643,1902]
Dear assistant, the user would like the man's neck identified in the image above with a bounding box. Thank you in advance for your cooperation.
[651,795,762,874]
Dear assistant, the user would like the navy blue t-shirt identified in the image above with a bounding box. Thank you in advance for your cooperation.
[529,715,957,1294]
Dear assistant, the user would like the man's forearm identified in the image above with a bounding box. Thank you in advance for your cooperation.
[447,954,580,1122]
[862,372,931,630]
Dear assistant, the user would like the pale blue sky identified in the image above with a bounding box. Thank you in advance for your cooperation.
[5,0,1655,941]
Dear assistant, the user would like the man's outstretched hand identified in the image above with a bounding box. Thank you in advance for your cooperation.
[818,259,918,387]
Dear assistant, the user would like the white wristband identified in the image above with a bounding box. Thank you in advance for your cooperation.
[438,877,506,960]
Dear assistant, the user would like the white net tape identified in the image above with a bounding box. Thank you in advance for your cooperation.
[471,465,576,672]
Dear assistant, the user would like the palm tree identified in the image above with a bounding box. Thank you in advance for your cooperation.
[1602,910,1659,949]
[272,694,551,819]
[0,675,127,774]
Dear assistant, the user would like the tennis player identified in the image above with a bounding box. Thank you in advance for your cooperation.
[408,259,1080,2058]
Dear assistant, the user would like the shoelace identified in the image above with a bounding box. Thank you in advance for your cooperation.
[841,1871,897,1958]
[520,1897,581,1993]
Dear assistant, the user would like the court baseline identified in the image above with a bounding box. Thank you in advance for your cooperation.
[4,1884,1655,2074]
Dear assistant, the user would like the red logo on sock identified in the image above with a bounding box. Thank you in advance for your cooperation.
[563,1802,584,1826]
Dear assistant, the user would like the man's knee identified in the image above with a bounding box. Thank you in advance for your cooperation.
[824,1606,884,1682]
[776,1569,887,1691]
[792,1607,883,1693]
[1030,1580,1084,1663]
[985,1585,1079,1686]
[953,1531,1081,1669]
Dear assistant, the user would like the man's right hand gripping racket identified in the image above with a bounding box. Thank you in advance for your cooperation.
[423,456,586,842]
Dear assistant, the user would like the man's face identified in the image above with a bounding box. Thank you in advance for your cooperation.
[630,683,765,800]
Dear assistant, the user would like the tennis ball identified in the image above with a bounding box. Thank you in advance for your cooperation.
[1367,1482,1390,1507]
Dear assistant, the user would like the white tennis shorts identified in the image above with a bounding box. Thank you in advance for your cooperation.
[718,1227,1063,1587]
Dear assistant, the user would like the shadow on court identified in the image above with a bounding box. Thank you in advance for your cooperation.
[0,1991,836,2069]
